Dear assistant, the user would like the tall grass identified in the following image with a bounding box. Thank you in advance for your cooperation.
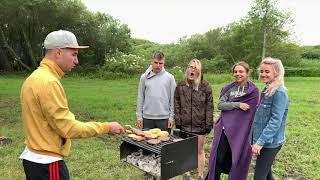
[0,75,319,179]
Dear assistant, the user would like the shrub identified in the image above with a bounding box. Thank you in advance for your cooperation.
[285,67,320,77]
[100,52,148,75]
[302,46,320,59]
[202,56,230,74]
[168,66,184,81]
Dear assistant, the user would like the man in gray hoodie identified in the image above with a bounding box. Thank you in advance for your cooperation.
[136,51,176,132]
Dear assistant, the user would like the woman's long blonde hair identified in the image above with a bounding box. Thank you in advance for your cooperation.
[259,57,286,96]
[185,59,202,91]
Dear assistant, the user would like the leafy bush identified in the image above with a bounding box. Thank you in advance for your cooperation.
[299,58,320,68]
[100,52,148,75]
[168,66,184,81]
[302,46,320,59]
[202,56,230,74]
[285,67,320,77]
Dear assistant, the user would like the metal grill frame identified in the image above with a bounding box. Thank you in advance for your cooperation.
[120,130,198,180]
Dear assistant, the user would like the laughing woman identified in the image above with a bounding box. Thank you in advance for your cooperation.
[252,57,289,180]
[174,59,213,180]
[207,61,259,180]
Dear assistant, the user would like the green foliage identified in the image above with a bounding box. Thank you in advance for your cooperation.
[164,43,195,68]
[0,0,314,77]
[169,66,184,82]
[285,67,320,77]
[269,42,303,66]
[299,58,320,67]
[0,0,131,71]
[283,58,320,77]
[129,38,162,60]
[202,56,230,74]
[302,45,320,59]
[98,52,147,78]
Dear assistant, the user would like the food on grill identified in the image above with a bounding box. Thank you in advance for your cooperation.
[127,134,137,138]
[143,130,152,136]
[127,134,145,141]
[158,136,170,142]
[132,129,145,136]
[121,130,199,179]
[133,135,145,141]
[147,139,161,145]
[158,131,169,137]
[149,128,161,134]
[125,130,133,134]
[145,133,158,139]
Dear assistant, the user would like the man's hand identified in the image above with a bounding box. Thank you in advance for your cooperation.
[108,122,125,134]
[252,144,263,155]
[240,103,250,111]
[137,119,143,129]
[168,118,174,128]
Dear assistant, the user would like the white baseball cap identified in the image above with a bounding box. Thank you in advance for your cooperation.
[44,30,89,49]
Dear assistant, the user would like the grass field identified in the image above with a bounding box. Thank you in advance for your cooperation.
[0,74,319,179]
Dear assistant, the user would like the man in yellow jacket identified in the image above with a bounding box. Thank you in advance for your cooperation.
[19,30,125,180]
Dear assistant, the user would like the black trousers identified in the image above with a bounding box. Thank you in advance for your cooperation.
[23,159,69,180]
[214,130,232,179]
[143,118,170,132]
[254,145,282,180]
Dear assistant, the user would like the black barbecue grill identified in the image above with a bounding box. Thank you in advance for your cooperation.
[120,130,198,180]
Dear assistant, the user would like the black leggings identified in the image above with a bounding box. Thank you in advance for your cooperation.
[254,146,282,180]
[215,130,232,179]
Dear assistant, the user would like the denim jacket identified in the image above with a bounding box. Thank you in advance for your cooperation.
[253,86,289,148]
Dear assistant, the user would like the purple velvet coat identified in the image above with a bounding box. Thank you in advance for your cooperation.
[207,81,259,180]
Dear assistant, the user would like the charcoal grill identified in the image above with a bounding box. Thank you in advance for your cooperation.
[120,130,198,180]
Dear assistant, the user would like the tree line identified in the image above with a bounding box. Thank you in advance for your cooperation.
[0,0,312,75]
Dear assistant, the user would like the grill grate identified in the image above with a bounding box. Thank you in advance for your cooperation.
[122,135,182,155]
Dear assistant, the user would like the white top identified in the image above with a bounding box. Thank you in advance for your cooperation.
[19,146,62,164]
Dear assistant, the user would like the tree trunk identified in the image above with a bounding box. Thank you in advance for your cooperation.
[0,48,13,71]
[22,30,37,69]
[0,27,31,71]
[262,28,266,59]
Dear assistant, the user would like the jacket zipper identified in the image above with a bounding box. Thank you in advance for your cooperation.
[190,86,193,132]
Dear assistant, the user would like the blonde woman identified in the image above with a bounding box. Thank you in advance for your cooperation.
[174,59,213,180]
[252,57,289,180]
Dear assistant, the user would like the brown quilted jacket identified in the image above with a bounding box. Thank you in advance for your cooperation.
[174,80,214,133]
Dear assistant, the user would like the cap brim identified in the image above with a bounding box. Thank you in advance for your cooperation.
[75,46,89,49]
[45,45,90,49]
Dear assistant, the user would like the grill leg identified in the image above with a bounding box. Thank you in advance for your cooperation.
[143,173,160,180]
[143,173,156,180]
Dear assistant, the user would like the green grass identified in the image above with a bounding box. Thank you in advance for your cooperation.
[0,74,319,179]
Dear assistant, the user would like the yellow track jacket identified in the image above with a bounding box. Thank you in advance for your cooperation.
[20,58,110,158]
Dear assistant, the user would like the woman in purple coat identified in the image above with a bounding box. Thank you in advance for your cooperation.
[207,62,259,180]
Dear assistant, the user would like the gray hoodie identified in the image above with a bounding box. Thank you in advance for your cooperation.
[218,83,248,111]
[136,65,176,120]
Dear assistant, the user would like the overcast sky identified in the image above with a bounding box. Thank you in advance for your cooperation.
[81,0,320,45]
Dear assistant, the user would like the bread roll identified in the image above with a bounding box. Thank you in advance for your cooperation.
[158,131,169,137]
[149,128,161,134]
